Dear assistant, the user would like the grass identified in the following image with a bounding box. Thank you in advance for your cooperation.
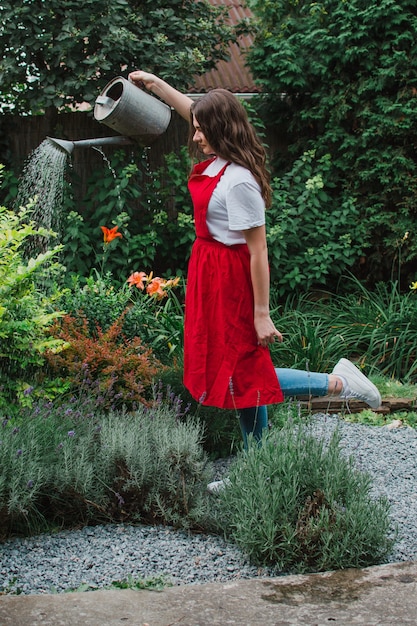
[371,375,417,400]
[62,574,172,594]
[109,574,171,591]
[270,278,417,382]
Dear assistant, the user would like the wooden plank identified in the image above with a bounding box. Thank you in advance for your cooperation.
[296,396,416,415]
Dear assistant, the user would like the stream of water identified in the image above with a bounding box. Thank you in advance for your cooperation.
[16,139,69,236]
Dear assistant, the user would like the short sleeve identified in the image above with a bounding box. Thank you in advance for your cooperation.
[226,180,266,231]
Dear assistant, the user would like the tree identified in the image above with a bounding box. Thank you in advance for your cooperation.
[0,0,240,114]
[247,0,417,288]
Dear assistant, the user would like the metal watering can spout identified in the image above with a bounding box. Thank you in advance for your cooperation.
[46,135,134,156]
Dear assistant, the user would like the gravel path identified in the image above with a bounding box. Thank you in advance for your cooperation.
[1,414,417,595]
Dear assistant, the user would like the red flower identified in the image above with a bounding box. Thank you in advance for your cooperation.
[100,226,122,243]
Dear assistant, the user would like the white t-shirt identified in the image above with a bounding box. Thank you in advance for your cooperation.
[203,157,266,246]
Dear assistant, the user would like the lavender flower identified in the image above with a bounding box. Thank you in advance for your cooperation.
[115,492,125,507]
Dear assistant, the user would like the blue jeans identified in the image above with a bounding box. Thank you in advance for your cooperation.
[238,368,329,448]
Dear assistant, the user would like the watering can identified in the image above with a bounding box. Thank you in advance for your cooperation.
[47,76,172,155]
[94,76,171,138]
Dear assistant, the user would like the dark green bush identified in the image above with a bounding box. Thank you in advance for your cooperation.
[267,150,364,295]
[248,0,417,291]
[60,147,194,283]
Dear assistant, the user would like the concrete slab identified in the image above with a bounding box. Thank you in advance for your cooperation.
[1,561,417,626]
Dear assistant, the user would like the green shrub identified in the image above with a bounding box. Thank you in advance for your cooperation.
[59,269,185,364]
[59,271,131,337]
[59,147,194,282]
[123,272,185,364]
[0,196,66,409]
[216,421,393,572]
[267,151,364,296]
[98,404,210,529]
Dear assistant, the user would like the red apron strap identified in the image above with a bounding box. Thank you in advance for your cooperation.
[188,159,230,239]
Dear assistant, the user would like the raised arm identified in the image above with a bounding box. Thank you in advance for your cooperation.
[128,70,193,121]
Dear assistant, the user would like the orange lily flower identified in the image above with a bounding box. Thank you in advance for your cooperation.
[127,271,148,290]
[146,277,167,299]
[101,225,122,243]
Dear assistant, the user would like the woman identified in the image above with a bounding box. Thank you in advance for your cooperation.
[128,71,381,451]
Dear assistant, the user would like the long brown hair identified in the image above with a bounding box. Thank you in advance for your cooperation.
[188,89,272,208]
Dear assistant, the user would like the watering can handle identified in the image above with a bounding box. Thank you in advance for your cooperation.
[95,96,114,107]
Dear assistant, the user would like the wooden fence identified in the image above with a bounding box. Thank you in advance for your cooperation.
[1,108,190,195]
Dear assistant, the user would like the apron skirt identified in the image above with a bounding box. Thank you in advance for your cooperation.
[183,237,283,409]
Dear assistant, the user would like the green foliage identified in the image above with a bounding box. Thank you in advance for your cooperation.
[144,148,196,275]
[156,366,242,459]
[59,272,132,336]
[248,0,417,288]
[59,270,185,364]
[320,279,417,382]
[110,574,171,591]
[0,199,66,408]
[123,284,185,364]
[267,150,364,295]
[342,408,392,428]
[270,277,417,384]
[0,391,212,538]
[0,0,240,114]
[372,377,417,401]
[60,148,194,281]
[216,422,393,571]
[269,305,349,375]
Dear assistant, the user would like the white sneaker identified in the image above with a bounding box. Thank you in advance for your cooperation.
[332,358,381,409]
[207,478,231,494]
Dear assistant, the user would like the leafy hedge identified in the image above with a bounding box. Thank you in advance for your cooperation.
[248,0,417,291]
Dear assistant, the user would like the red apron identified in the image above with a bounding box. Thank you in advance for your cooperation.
[184,159,283,410]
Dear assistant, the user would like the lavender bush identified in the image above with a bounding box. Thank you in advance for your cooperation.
[0,384,212,539]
